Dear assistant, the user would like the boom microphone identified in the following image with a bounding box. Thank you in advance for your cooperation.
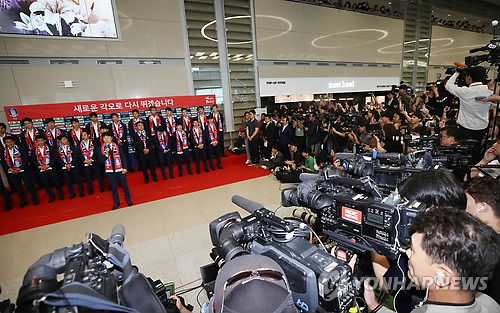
[231,195,264,214]
[109,224,125,247]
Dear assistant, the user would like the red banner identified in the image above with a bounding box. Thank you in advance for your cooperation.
[4,95,216,122]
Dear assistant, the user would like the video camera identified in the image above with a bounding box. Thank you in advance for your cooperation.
[209,196,360,313]
[281,173,426,261]
[15,225,182,313]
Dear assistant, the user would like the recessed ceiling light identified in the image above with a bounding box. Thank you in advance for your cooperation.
[388,2,392,4]
[447,14,451,17]
[199,56,208,59]
[195,52,205,56]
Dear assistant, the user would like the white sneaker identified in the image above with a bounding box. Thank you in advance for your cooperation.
[245,160,251,165]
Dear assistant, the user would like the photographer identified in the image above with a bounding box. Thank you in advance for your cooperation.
[373,112,403,153]
[372,170,467,312]
[347,119,373,150]
[365,208,500,313]
[299,147,316,173]
[284,142,303,169]
[464,177,500,304]
[468,138,500,179]
[399,85,412,112]
[292,117,306,150]
[445,66,492,162]
[440,126,461,146]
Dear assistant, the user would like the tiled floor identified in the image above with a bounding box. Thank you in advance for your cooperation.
[0,174,298,311]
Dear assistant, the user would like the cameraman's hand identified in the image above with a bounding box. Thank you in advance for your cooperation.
[363,280,380,311]
[482,145,498,164]
[170,295,191,313]
[444,106,450,113]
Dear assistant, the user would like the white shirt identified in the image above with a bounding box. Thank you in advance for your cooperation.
[28,128,35,141]
[73,128,81,141]
[0,134,5,148]
[92,122,100,137]
[8,148,14,163]
[445,72,492,130]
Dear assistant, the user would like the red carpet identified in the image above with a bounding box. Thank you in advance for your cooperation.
[0,154,269,235]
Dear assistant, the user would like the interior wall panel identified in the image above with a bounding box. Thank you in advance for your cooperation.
[12,66,116,105]
[0,68,21,111]
[429,26,493,66]
[111,65,190,99]
[106,18,185,58]
[254,0,404,64]
[258,64,401,78]
[116,0,181,22]
[3,37,109,58]
[0,39,7,56]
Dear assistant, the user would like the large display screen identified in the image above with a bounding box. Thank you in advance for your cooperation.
[0,0,119,39]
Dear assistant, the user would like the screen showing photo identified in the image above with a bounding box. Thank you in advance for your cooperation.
[0,0,118,39]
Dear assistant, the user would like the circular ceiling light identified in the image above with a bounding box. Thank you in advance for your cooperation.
[311,29,388,49]
[200,15,292,45]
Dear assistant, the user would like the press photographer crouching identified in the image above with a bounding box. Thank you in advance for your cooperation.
[365,208,500,313]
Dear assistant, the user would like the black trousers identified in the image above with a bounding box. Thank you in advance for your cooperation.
[105,172,131,205]
[83,164,105,194]
[157,150,174,179]
[121,143,132,169]
[1,176,12,210]
[176,150,192,176]
[137,153,157,181]
[62,167,84,196]
[458,125,487,164]
[192,147,209,173]
[249,137,260,164]
[207,143,221,170]
[217,131,225,155]
[39,169,64,199]
[8,171,38,204]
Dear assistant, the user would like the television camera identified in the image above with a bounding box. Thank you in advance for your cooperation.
[209,196,361,313]
[15,225,183,313]
[281,173,426,262]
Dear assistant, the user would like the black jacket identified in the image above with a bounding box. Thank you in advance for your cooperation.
[109,121,129,145]
[97,143,128,170]
[153,131,172,153]
[55,143,80,168]
[190,127,206,149]
[31,144,57,171]
[278,124,293,147]
[132,130,155,156]
[1,145,31,172]
[85,121,107,140]
[263,122,277,147]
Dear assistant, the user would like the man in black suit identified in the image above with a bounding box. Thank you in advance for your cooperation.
[212,104,227,157]
[2,136,39,207]
[132,121,158,184]
[20,117,40,153]
[31,135,64,202]
[174,123,193,177]
[148,105,165,137]
[190,119,209,173]
[128,109,144,135]
[278,117,292,160]
[44,117,65,148]
[110,113,132,170]
[154,125,174,180]
[55,134,84,199]
[86,112,106,141]
[260,146,285,170]
[68,118,83,148]
[306,112,321,155]
[262,114,277,159]
[207,115,222,170]
[98,132,132,210]
[78,129,105,194]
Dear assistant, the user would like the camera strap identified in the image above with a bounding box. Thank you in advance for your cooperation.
[39,282,139,312]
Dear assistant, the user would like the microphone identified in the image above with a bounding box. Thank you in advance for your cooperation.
[299,172,321,182]
[109,224,126,246]
[231,195,293,232]
[231,195,264,214]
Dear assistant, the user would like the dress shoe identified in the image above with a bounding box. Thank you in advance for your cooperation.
[144,178,149,184]
[170,174,174,179]
[18,202,28,208]
[5,203,13,211]
[69,194,75,200]
[33,199,40,206]
[58,195,64,201]
[112,203,119,210]
[222,153,228,157]
[89,191,94,195]
[153,177,158,182]
[188,172,193,175]
[163,176,167,181]
[179,173,183,177]
[204,169,210,173]
[100,188,105,193]
[197,169,201,174]
[127,201,133,206]
[217,166,223,170]
[80,192,85,198]
[48,196,56,203]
